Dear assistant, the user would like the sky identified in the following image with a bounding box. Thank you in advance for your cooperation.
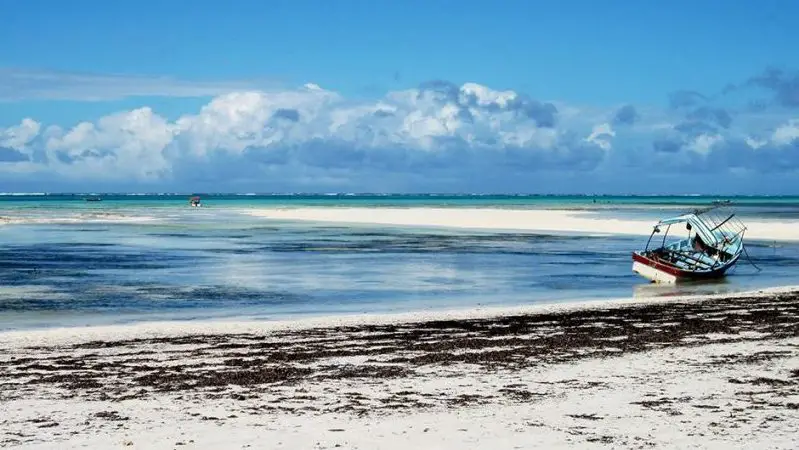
[1,0,799,194]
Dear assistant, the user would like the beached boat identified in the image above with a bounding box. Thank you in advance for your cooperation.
[632,204,747,283]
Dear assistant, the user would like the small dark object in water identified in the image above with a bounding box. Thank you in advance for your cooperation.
[84,196,102,202]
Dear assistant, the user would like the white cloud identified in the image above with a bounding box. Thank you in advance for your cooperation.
[460,82,517,108]
[162,82,571,160]
[44,107,174,179]
[772,119,799,146]
[1,118,41,151]
[584,123,615,151]
[171,87,340,157]
[686,133,723,155]
[2,79,799,192]
[745,137,768,149]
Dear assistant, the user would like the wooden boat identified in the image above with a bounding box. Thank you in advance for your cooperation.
[632,203,747,283]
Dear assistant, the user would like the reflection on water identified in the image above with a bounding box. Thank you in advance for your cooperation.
[632,278,737,298]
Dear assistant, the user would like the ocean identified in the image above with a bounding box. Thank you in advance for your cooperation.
[1,194,798,331]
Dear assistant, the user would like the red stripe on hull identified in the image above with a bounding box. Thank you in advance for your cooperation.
[632,252,736,280]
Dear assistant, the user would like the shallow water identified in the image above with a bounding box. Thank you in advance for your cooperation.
[1,195,798,330]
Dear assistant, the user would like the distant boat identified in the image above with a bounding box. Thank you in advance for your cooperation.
[84,195,102,202]
[189,196,201,207]
[632,203,746,283]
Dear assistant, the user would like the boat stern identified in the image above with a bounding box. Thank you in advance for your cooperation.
[632,252,678,284]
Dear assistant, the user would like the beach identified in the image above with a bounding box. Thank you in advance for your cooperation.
[2,287,798,449]
[2,195,799,448]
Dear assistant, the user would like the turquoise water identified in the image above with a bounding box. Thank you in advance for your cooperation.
[4,194,799,221]
[1,194,798,331]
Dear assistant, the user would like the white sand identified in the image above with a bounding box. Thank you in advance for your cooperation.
[4,338,798,449]
[2,287,798,449]
[243,207,799,242]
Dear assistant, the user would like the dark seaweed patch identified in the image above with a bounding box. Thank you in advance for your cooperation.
[3,292,796,406]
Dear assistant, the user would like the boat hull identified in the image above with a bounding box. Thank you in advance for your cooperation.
[631,251,739,284]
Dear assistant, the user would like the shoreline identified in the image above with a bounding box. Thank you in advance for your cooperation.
[2,285,797,347]
[2,288,798,448]
[242,207,799,242]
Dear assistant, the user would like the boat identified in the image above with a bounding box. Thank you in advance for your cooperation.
[84,195,102,202]
[631,203,747,283]
[189,196,201,207]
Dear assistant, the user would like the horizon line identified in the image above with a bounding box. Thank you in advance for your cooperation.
[1,192,799,198]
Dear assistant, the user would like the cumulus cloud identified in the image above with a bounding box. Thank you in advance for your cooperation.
[656,100,735,158]
[1,74,799,192]
[44,107,175,179]
[585,123,615,150]
[645,114,799,176]
[1,118,41,150]
[416,81,559,128]
[772,119,799,145]
[0,81,611,191]
[685,134,724,156]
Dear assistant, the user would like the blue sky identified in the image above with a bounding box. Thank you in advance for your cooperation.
[1,0,799,193]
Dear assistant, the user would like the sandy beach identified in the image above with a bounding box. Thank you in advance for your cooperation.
[243,207,799,242]
[2,287,798,449]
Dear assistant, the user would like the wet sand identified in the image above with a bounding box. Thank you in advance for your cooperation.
[1,289,798,449]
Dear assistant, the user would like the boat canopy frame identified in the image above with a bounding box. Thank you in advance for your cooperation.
[643,204,747,256]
